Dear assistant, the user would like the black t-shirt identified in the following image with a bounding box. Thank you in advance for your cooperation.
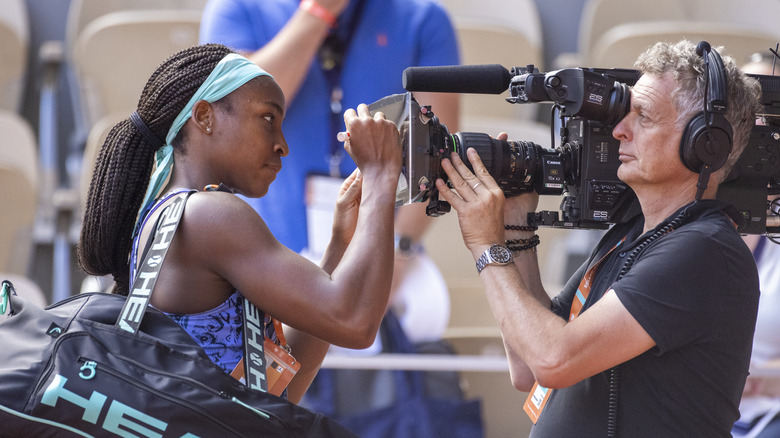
[530,200,760,437]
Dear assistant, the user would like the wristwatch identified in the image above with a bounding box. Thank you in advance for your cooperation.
[476,244,514,274]
[394,235,418,258]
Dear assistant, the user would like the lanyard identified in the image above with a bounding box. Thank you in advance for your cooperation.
[318,0,366,176]
[523,236,626,424]
[569,237,626,321]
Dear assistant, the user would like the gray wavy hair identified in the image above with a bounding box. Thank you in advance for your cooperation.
[633,40,763,177]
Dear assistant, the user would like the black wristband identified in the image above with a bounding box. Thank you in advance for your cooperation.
[505,224,538,232]
[505,235,539,246]
[507,235,540,253]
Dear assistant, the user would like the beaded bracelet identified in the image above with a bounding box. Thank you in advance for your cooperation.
[505,235,540,246]
[300,0,337,27]
[505,224,538,232]
[507,236,541,253]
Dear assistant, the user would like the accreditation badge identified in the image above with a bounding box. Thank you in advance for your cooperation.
[523,381,552,424]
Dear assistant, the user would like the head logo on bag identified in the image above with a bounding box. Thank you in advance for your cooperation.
[46,323,63,338]
[42,374,202,438]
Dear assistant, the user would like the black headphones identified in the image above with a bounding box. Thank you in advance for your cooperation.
[679,41,733,174]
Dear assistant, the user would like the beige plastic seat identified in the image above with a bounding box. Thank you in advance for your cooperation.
[0,111,38,276]
[577,0,780,68]
[65,0,207,50]
[71,10,202,129]
[64,2,208,271]
[576,0,686,66]
[590,21,780,69]
[0,0,29,112]
[64,0,208,170]
[680,0,780,45]
[440,0,544,125]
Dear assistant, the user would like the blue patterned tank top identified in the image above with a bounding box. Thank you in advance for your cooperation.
[130,189,278,375]
[164,291,245,373]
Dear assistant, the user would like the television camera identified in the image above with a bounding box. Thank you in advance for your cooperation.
[374,63,780,234]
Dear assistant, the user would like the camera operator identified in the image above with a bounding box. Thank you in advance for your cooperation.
[435,40,763,436]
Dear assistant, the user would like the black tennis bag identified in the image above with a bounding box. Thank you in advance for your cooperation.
[0,191,354,437]
[0,282,353,437]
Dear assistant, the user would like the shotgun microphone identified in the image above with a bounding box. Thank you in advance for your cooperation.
[402,64,512,94]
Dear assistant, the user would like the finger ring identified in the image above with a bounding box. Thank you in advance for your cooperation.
[472,183,481,190]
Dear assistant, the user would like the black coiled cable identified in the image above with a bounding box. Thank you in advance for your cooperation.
[607,366,619,438]
[606,206,692,437]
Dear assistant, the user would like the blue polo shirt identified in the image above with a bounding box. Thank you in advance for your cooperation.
[200,0,459,251]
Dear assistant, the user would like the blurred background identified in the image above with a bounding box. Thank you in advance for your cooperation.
[4,1,779,436]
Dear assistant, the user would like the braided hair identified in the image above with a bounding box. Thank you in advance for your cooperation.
[78,44,234,295]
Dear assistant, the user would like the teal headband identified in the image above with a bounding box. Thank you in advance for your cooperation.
[134,53,273,232]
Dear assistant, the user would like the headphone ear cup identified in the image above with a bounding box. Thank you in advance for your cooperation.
[679,112,733,172]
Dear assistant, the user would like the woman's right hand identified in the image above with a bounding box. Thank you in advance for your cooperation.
[342,104,402,179]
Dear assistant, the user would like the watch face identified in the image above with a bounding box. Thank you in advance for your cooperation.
[489,245,512,264]
[398,236,412,252]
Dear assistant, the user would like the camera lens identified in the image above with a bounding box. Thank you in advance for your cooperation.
[451,132,564,197]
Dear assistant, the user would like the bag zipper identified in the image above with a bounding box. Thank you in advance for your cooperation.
[76,357,257,435]
[29,332,86,407]
[98,353,281,422]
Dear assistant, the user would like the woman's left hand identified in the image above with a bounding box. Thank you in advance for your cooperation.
[330,168,362,248]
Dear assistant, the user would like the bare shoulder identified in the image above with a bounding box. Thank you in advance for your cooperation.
[146,191,278,313]
[183,191,269,233]
[175,190,280,261]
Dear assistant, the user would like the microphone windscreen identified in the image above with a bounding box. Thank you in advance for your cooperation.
[402,64,512,94]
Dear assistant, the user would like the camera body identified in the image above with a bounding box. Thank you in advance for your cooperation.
[380,64,780,233]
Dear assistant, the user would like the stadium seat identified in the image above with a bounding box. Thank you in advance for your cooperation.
[71,10,202,129]
[440,0,545,125]
[0,111,38,276]
[64,0,208,197]
[576,0,780,68]
[65,0,207,51]
[0,0,29,113]
[590,21,780,69]
[576,0,686,67]
[1,272,47,307]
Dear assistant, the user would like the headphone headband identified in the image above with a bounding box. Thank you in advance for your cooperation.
[679,41,734,199]
[698,42,728,114]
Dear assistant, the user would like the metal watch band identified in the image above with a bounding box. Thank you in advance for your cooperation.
[476,244,513,274]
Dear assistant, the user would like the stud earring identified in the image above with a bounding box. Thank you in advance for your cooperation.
[206,126,212,133]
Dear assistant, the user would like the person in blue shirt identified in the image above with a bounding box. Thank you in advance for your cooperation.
[200,0,461,343]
